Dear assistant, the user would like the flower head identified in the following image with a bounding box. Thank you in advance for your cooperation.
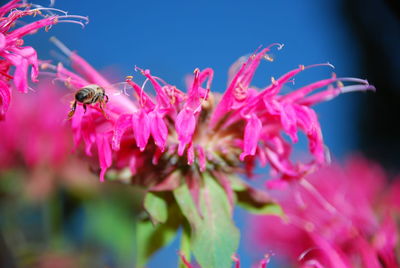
[249,157,400,268]
[0,0,88,119]
[50,41,374,188]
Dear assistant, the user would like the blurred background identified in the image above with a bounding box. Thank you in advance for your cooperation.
[1,0,399,267]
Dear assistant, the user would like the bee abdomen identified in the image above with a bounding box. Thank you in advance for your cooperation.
[75,88,94,103]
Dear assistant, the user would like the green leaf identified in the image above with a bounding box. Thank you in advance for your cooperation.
[144,192,168,224]
[237,197,283,215]
[136,201,182,267]
[174,174,240,268]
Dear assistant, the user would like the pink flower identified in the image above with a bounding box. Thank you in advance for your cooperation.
[49,41,374,188]
[0,0,88,119]
[0,80,98,198]
[249,157,400,268]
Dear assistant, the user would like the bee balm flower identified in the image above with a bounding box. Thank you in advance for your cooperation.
[50,44,374,185]
[0,0,88,119]
[50,42,374,186]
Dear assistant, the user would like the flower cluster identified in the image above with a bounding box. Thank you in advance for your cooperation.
[0,0,88,119]
[50,41,374,189]
[249,157,400,268]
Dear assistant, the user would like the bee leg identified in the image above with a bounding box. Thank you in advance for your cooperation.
[99,100,109,119]
[105,94,109,103]
[68,101,77,119]
[83,104,87,114]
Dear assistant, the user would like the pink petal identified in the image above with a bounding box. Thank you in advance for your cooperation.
[282,77,336,103]
[175,107,196,156]
[10,47,39,83]
[96,134,112,182]
[210,61,246,127]
[132,110,150,151]
[294,105,324,163]
[126,79,155,110]
[0,0,21,17]
[71,52,110,86]
[240,113,262,161]
[141,69,170,108]
[310,234,351,268]
[0,80,11,120]
[57,63,89,88]
[13,57,28,93]
[149,110,168,151]
[0,33,5,51]
[7,17,56,41]
[112,114,132,151]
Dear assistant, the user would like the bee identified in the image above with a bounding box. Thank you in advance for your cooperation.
[68,84,109,118]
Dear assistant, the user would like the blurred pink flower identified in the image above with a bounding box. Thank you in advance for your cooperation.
[249,157,400,268]
[50,42,374,188]
[0,0,88,119]
[0,81,97,198]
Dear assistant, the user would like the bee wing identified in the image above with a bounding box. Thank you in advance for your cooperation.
[104,82,132,96]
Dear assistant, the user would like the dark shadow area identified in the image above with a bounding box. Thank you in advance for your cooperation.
[343,0,400,174]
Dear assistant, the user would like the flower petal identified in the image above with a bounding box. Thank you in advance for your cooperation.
[132,110,150,151]
[96,134,112,182]
[240,113,262,161]
[175,107,196,156]
[149,111,168,151]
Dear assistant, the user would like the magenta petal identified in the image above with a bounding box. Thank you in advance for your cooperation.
[240,113,262,161]
[175,108,196,156]
[12,47,39,82]
[96,134,112,183]
[374,216,399,268]
[0,33,5,51]
[57,63,88,88]
[265,148,298,177]
[132,110,150,151]
[294,105,324,163]
[0,80,11,120]
[112,114,132,151]
[13,58,28,93]
[0,0,21,17]
[264,99,298,142]
[149,111,168,151]
[71,52,110,86]
[310,234,351,268]
[8,17,56,41]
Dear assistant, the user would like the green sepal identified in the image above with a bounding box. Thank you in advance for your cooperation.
[144,191,168,225]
